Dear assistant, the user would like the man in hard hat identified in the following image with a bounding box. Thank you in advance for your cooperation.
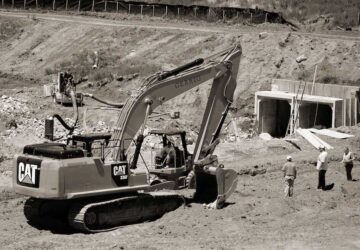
[341,147,355,181]
[282,155,297,197]
[317,145,334,190]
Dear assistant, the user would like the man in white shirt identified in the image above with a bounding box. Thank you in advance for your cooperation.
[317,145,334,190]
[341,147,355,181]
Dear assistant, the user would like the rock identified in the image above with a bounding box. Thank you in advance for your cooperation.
[336,126,351,134]
[99,79,109,87]
[238,169,251,175]
[5,119,17,129]
[259,133,272,141]
[275,57,284,68]
[259,32,268,39]
[4,130,12,136]
[250,169,266,176]
[278,41,286,47]
[116,76,124,81]
[324,201,337,210]
[278,33,291,47]
[284,32,291,43]
[296,55,307,63]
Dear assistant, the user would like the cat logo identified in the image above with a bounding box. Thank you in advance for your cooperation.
[18,162,38,185]
[113,165,128,180]
[111,163,128,186]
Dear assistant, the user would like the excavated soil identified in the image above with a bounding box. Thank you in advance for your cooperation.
[0,11,360,249]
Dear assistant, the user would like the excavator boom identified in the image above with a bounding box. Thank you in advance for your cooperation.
[108,45,241,163]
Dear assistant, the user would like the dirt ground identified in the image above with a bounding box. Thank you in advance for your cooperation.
[0,10,360,249]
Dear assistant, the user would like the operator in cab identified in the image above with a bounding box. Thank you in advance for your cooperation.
[155,140,175,169]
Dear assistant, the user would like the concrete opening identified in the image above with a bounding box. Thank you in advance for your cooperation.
[299,103,332,129]
[256,91,345,137]
[259,99,290,138]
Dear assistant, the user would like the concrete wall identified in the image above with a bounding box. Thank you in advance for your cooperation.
[335,100,343,127]
[272,79,359,126]
[258,98,290,136]
[271,79,360,99]
[259,99,277,135]
[299,103,313,128]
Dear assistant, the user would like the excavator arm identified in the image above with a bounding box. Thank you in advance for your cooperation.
[108,45,242,164]
[107,44,242,208]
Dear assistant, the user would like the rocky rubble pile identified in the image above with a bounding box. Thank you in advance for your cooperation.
[0,94,41,138]
[1,95,30,116]
[0,94,111,140]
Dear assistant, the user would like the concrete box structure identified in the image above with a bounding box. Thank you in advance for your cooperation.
[255,79,360,137]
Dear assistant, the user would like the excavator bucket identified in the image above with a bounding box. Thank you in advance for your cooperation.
[192,156,238,209]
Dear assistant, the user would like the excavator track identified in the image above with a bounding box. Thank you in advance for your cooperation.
[68,192,183,233]
[24,192,183,233]
[24,198,43,222]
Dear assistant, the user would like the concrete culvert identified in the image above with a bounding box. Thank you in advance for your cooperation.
[299,103,333,129]
[257,99,290,138]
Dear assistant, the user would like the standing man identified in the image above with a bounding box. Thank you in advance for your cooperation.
[282,155,297,197]
[317,145,334,190]
[341,147,355,181]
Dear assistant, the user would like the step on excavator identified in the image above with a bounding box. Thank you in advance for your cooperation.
[13,44,242,232]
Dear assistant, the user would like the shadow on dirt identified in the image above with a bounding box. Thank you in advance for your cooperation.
[26,217,77,235]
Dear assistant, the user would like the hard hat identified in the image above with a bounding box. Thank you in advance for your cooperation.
[286,155,292,161]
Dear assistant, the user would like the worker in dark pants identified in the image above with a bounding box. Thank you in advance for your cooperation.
[282,156,297,198]
[316,145,334,190]
[341,147,355,181]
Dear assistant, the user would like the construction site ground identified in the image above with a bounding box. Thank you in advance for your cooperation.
[0,10,360,249]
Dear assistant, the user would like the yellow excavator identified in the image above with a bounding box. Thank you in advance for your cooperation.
[13,44,242,232]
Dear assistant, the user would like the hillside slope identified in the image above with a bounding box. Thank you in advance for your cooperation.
[0,13,359,118]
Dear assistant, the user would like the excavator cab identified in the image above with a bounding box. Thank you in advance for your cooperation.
[147,130,192,189]
[150,130,189,169]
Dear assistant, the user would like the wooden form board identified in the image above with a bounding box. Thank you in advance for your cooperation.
[296,128,333,149]
[308,128,354,139]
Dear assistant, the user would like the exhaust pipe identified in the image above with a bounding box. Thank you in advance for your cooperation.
[45,90,79,140]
